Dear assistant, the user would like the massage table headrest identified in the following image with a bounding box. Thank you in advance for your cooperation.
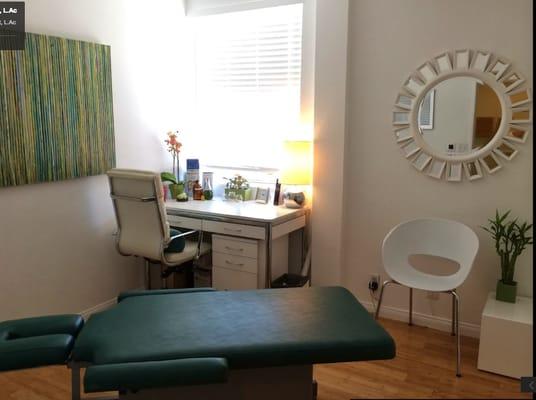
[0,314,84,371]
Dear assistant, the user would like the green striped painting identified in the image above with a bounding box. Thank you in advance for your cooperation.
[0,32,115,187]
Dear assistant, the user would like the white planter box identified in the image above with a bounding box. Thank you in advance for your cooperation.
[477,292,533,379]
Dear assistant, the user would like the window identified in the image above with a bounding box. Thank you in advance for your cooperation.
[189,4,303,169]
[419,90,435,130]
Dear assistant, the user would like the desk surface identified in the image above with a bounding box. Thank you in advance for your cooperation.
[166,199,306,224]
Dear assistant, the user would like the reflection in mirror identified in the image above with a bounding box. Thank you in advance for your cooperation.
[511,108,531,122]
[505,126,529,143]
[472,52,490,71]
[509,89,531,107]
[418,77,502,155]
[464,161,482,180]
[481,154,501,173]
[495,142,517,160]
[501,73,523,91]
[395,127,412,142]
[447,163,462,181]
[489,60,509,80]
[428,159,446,179]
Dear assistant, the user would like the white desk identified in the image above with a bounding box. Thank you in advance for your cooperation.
[165,199,307,289]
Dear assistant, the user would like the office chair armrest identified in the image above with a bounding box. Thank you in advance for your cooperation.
[168,229,197,242]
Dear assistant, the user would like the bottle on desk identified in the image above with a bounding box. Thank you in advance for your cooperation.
[193,180,203,200]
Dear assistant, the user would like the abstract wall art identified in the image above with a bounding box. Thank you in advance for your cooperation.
[0,32,115,187]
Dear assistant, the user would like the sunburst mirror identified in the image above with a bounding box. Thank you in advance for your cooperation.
[393,49,532,182]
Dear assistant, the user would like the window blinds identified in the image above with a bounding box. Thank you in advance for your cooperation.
[195,5,302,91]
[190,4,303,169]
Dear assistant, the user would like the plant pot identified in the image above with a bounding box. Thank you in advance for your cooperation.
[225,188,252,201]
[496,280,517,303]
[169,183,185,200]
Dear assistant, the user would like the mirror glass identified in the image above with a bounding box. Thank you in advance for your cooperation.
[418,77,502,155]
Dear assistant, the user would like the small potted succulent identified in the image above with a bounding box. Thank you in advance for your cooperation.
[224,174,252,201]
[482,210,533,303]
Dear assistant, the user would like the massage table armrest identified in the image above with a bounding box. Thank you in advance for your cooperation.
[117,288,216,302]
[84,358,229,392]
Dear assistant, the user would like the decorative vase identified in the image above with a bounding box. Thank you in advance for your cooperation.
[224,188,252,201]
[203,190,213,200]
[496,280,517,303]
[169,183,185,200]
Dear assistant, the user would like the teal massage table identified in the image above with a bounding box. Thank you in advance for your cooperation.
[0,286,395,400]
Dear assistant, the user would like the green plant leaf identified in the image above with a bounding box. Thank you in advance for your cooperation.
[160,171,178,184]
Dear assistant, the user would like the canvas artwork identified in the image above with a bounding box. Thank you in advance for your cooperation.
[0,32,115,187]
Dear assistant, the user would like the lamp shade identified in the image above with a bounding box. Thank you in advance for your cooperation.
[280,140,312,185]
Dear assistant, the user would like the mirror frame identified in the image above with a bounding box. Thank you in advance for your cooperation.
[393,49,532,182]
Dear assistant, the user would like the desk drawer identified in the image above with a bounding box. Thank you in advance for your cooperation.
[213,252,257,275]
[204,220,265,240]
[212,235,258,259]
[167,215,202,230]
[212,266,257,290]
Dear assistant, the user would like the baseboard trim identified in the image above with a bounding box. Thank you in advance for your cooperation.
[80,298,117,320]
[359,299,481,338]
[80,287,145,320]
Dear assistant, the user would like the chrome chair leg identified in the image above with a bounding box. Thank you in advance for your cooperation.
[409,288,413,326]
[375,280,396,320]
[451,290,461,377]
[451,291,456,336]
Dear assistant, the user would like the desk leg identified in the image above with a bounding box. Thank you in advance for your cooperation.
[265,223,272,288]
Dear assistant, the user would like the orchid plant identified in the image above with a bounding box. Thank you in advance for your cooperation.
[164,130,182,181]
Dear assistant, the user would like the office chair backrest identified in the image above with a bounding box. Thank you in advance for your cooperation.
[107,169,170,261]
[382,218,479,289]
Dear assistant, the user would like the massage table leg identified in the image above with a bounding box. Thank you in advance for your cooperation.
[69,363,81,400]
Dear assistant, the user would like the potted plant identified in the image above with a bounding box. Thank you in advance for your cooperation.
[224,174,252,201]
[163,131,187,201]
[160,172,186,201]
[482,210,533,303]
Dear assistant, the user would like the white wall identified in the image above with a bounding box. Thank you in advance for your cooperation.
[423,78,477,153]
[310,0,349,286]
[342,0,532,328]
[0,0,189,320]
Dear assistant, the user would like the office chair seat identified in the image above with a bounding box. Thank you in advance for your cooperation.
[165,241,211,265]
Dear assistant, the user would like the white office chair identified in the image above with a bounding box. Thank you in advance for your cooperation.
[107,169,210,289]
[375,218,479,377]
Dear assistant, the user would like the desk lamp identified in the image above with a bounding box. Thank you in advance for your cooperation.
[280,140,312,208]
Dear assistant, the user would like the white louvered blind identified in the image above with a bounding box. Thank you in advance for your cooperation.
[190,4,303,168]
[419,90,434,130]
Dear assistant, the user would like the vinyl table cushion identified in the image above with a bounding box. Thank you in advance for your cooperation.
[73,287,395,368]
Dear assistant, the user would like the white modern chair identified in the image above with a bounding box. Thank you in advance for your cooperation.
[375,218,479,377]
[107,169,210,289]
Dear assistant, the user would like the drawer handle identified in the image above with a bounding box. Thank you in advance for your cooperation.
[225,246,244,252]
[225,260,245,267]
[224,227,242,233]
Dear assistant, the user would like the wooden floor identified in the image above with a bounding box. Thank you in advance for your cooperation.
[0,318,528,399]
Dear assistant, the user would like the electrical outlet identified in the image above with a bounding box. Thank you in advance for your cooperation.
[368,274,380,292]
[427,291,439,300]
